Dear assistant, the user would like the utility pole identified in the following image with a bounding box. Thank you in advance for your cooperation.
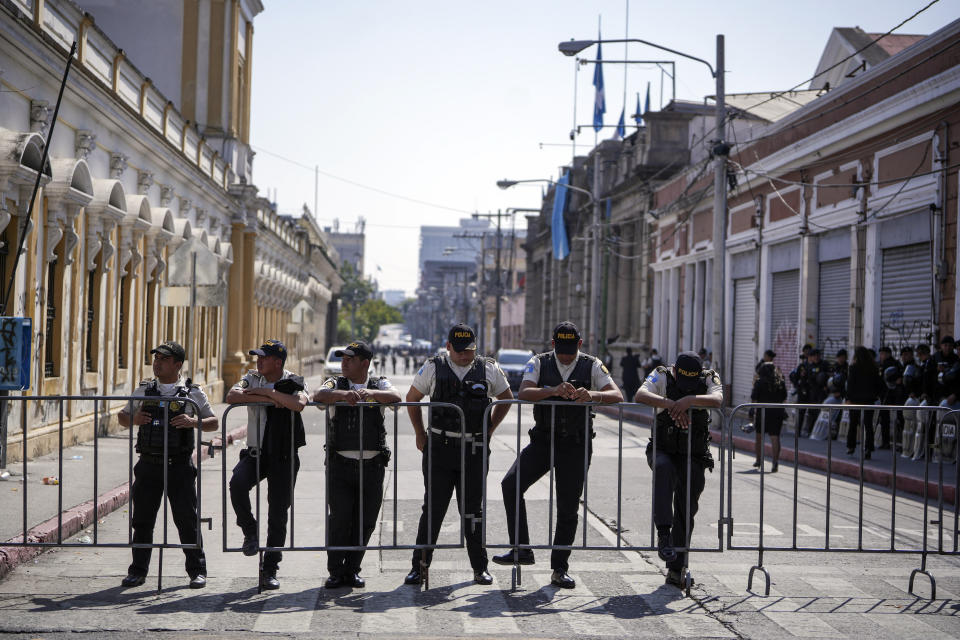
[472,210,514,353]
[590,153,603,356]
[710,35,728,375]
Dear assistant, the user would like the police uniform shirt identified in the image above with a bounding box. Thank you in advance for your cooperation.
[412,356,510,399]
[521,351,615,390]
[640,366,723,414]
[231,369,308,449]
[130,377,215,419]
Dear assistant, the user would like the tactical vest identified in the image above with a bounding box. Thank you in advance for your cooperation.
[136,381,195,457]
[262,376,307,456]
[429,356,490,434]
[329,376,387,452]
[531,352,594,440]
[653,367,713,466]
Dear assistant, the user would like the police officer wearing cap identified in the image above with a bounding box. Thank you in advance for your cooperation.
[634,350,722,589]
[118,341,219,588]
[494,321,622,589]
[227,339,309,590]
[313,340,401,589]
[405,323,514,586]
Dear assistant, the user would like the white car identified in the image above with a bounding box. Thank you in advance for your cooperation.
[322,346,378,379]
[322,347,345,379]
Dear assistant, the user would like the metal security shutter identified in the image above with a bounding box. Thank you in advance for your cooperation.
[818,259,850,361]
[880,243,933,351]
[769,269,800,391]
[732,278,756,407]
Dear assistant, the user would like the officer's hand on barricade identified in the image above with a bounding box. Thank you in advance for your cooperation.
[554,381,577,399]
[572,387,592,403]
[415,429,427,452]
[354,388,371,402]
[170,413,198,429]
[668,396,693,429]
[341,389,363,405]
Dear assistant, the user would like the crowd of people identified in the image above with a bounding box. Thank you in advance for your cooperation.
[746,337,960,468]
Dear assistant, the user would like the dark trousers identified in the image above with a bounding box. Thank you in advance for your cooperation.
[653,450,706,572]
[501,433,592,572]
[878,407,892,448]
[412,436,488,571]
[847,409,875,453]
[128,459,206,578]
[229,448,300,573]
[327,454,385,576]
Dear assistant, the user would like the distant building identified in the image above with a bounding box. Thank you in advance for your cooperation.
[381,289,407,307]
[324,218,365,275]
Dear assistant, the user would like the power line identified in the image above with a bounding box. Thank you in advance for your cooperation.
[251,144,476,215]
[724,0,942,125]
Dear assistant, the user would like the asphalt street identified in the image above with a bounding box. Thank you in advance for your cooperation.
[0,372,958,638]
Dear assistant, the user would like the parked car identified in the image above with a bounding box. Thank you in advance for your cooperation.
[322,347,345,379]
[496,348,535,391]
[322,346,377,379]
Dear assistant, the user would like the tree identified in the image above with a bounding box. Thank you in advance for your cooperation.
[337,298,403,343]
[338,262,374,338]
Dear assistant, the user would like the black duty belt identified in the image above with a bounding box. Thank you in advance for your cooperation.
[139,454,192,466]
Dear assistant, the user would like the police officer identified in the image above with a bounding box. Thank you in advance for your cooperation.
[494,321,622,589]
[227,340,309,590]
[634,351,722,589]
[118,341,218,588]
[313,340,401,588]
[803,349,830,436]
[405,324,513,586]
[877,346,901,449]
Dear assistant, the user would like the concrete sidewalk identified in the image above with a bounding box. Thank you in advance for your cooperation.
[0,372,327,579]
[598,404,958,504]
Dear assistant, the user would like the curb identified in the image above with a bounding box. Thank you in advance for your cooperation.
[0,423,247,581]
[597,406,956,504]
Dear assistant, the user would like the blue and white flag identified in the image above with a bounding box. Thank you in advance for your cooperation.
[592,34,605,132]
[551,171,571,260]
[614,106,625,139]
[634,92,643,126]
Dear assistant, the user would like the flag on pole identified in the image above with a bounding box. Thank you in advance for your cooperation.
[613,106,625,139]
[645,81,651,114]
[592,34,605,132]
[551,171,571,260]
[634,91,643,126]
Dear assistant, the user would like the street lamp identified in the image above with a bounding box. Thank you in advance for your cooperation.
[498,177,603,355]
[558,35,728,375]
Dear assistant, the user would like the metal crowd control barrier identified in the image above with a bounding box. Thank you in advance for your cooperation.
[481,399,726,596]
[726,402,957,599]
[1,394,206,593]
[219,400,467,592]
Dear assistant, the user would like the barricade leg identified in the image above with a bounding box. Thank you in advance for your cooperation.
[908,553,936,600]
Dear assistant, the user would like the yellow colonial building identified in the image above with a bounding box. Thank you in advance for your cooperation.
[0,0,341,462]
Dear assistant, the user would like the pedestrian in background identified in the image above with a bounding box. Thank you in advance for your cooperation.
[845,346,883,460]
[620,347,641,401]
[876,346,901,449]
[751,362,786,472]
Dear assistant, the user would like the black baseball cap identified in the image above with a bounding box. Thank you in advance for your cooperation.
[448,324,477,352]
[763,349,776,359]
[249,339,287,363]
[151,340,185,363]
[335,340,373,361]
[837,348,848,357]
[879,345,893,354]
[941,335,955,345]
[552,321,581,355]
[674,351,703,391]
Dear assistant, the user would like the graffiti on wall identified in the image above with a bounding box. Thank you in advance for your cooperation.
[771,321,799,392]
[880,309,934,352]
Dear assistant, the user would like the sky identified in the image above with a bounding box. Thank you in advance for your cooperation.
[248,0,958,297]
